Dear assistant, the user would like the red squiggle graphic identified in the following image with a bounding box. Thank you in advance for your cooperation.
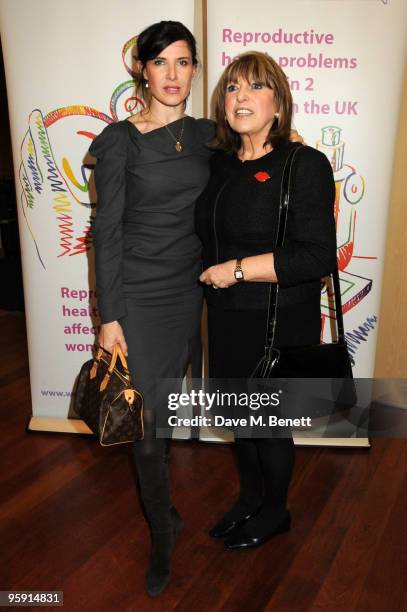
[70,225,92,256]
[77,131,97,139]
[57,214,74,257]
[337,210,356,271]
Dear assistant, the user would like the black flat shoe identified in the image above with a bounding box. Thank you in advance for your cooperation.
[224,510,291,550]
[209,507,260,539]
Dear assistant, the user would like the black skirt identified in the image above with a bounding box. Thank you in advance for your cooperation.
[207,299,321,379]
[206,299,321,438]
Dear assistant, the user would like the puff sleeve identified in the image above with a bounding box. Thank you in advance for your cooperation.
[273,146,337,287]
[89,122,128,324]
[196,118,216,146]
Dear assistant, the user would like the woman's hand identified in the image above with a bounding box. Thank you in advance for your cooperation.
[98,320,128,356]
[200,260,237,289]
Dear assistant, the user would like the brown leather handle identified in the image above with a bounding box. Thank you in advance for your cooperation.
[99,344,129,391]
[90,346,104,379]
[107,344,119,374]
[114,344,129,373]
[95,346,104,361]
[95,344,129,371]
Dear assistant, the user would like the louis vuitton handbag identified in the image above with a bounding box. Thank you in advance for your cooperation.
[74,343,144,445]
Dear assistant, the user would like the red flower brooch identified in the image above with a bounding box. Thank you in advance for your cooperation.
[254,171,271,182]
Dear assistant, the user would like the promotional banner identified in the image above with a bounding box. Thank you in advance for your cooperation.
[200,0,407,445]
[1,0,406,445]
[0,0,194,432]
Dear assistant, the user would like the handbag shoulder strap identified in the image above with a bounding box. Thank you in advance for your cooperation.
[264,143,345,351]
[332,265,345,343]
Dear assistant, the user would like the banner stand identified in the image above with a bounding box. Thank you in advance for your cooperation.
[27,417,370,448]
[27,417,92,435]
[27,417,194,441]
[198,0,407,448]
[0,0,196,439]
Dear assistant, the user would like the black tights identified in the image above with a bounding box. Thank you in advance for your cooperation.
[226,436,295,530]
[132,409,172,532]
[133,412,295,534]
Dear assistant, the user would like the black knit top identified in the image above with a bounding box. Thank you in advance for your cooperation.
[195,141,337,311]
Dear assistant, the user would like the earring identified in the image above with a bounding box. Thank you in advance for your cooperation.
[274,112,280,119]
[145,81,149,88]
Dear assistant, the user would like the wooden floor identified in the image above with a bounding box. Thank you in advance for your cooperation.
[1,310,406,612]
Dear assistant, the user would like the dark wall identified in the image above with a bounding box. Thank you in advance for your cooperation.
[0,37,13,181]
[0,35,23,310]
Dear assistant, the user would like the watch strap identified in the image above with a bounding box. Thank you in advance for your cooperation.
[234,258,244,280]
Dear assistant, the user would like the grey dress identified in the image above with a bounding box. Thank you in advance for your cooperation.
[89,117,214,418]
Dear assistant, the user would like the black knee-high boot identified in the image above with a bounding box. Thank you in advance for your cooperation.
[133,438,172,531]
[133,419,182,597]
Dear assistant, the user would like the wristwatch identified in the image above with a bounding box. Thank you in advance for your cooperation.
[234,259,244,281]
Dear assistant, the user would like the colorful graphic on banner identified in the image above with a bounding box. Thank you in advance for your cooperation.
[318,125,377,346]
[18,36,142,269]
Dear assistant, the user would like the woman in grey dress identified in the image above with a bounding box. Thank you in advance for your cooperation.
[89,21,214,597]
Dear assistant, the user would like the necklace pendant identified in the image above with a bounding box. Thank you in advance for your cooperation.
[175,141,183,153]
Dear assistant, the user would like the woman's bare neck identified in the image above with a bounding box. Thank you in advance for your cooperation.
[128,106,187,134]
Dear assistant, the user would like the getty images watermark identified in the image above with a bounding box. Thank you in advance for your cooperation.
[167,389,312,428]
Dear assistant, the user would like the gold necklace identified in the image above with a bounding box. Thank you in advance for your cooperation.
[150,114,185,152]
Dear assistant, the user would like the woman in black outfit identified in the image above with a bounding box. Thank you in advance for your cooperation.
[195,51,337,549]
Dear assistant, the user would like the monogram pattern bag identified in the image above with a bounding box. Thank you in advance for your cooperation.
[74,344,144,445]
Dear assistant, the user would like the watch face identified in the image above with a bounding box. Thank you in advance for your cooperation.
[235,269,244,280]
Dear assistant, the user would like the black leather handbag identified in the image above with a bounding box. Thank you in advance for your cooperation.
[74,343,144,446]
[251,145,356,414]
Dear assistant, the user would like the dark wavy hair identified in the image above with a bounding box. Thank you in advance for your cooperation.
[135,21,198,109]
[211,51,293,153]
